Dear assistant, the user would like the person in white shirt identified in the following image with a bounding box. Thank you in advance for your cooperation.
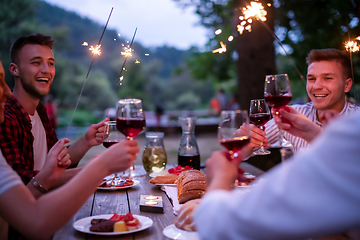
[188,109,360,239]
[0,59,140,240]
[241,48,359,155]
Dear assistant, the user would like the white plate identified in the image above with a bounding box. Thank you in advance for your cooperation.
[97,180,140,190]
[73,214,153,235]
[152,183,177,187]
[163,224,200,240]
[149,169,168,178]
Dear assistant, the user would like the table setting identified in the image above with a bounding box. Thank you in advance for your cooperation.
[53,98,264,239]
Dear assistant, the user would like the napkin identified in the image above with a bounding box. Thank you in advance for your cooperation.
[161,186,181,215]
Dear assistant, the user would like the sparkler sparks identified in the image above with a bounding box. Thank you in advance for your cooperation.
[121,47,133,57]
[66,7,113,137]
[89,45,101,56]
[117,27,138,84]
[237,1,267,35]
[345,36,360,53]
[212,41,227,54]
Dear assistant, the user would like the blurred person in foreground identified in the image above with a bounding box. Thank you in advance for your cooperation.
[0,58,140,240]
[240,48,359,157]
[0,33,109,187]
[175,107,360,239]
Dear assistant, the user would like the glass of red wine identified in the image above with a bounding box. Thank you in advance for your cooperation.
[218,110,251,159]
[103,121,123,148]
[102,121,124,184]
[249,99,271,155]
[116,98,146,177]
[264,74,293,148]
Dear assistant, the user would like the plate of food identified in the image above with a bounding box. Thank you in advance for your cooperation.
[73,213,153,235]
[97,179,140,190]
[163,224,200,240]
[236,173,258,188]
[149,165,193,186]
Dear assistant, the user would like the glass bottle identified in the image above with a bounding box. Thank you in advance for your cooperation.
[142,132,167,173]
[178,117,201,170]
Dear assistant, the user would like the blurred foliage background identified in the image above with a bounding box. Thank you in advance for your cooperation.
[0,0,359,127]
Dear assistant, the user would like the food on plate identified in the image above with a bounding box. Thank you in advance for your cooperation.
[99,178,134,188]
[168,165,192,175]
[177,169,207,204]
[90,212,140,232]
[149,165,193,185]
[90,219,115,232]
[237,176,257,186]
[114,221,127,232]
[149,174,178,184]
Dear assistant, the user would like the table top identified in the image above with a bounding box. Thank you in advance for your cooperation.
[53,163,263,240]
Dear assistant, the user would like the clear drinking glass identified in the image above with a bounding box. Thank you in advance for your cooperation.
[102,121,124,184]
[116,98,146,177]
[249,99,271,155]
[264,74,293,148]
[218,110,251,159]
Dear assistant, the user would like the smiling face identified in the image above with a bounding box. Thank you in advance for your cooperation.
[0,61,12,123]
[306,60,352,113]
[10,44,55,99]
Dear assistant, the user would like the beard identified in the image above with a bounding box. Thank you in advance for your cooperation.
[19,75,51,99]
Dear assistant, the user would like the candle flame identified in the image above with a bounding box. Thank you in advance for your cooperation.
[89,45,101,56]
[212,41,227,54]
[82,42,88,46]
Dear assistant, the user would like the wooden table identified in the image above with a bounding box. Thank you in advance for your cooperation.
[53,163,263,240]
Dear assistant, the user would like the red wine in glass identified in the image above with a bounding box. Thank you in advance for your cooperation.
[264,95,292,108]
[178,154,201,170]
[103,140,119,148]
[220,136,250,154]
[116,117,146,138]
[249,113,271,126]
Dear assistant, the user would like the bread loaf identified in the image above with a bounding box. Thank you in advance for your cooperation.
[177,169,207,204]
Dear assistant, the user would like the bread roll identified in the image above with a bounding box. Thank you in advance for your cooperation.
[177,170,207,204]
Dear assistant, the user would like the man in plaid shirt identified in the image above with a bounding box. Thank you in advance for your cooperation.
[0,33,107,189]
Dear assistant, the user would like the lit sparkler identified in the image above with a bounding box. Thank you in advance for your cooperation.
[117,28,138,84]
[66,7,114,137]
[121,46,133,57]
[236,1,305,82]
[89,45,101,56]
[237,1,267,35]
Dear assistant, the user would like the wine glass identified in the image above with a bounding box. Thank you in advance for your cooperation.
[102,121,124,184]
[116,98,146,177]
[264,74,293,148]
[249,99,271,155]
[218,110,251,159]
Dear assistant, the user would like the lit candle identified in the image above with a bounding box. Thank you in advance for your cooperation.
[145,196,158,200]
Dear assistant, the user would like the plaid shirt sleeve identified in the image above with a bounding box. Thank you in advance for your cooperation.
[0,114,39,184]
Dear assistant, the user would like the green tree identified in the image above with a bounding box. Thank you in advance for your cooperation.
[175,0,276,109]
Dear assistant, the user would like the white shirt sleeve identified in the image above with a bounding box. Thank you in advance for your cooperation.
[0,152,23,195]
[264,119,279,144]
[194,112,360,240]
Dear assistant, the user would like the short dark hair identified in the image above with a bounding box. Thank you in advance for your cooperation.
[10,33,55,64]
[306,48,352,79]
